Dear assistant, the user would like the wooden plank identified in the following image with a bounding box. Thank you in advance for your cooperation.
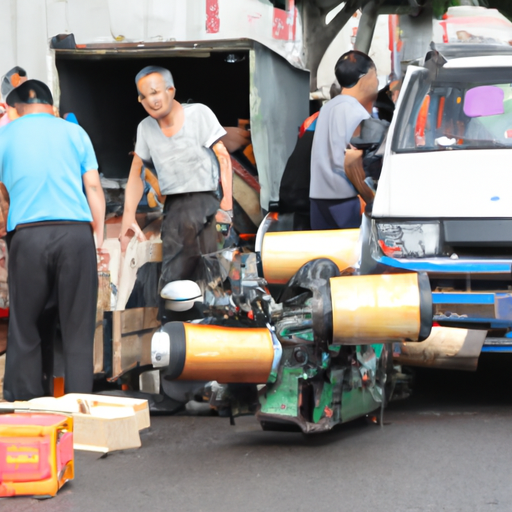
[119,331,155,371]
[116,239,162,311]
[233,172,263,227]
[93,310,104,374]
[93,271,111,374]
[102,238,121,297]
[73,411,141,453]
[97,271,111,311]
[121,308,144,334]
[137,240,162,263]
[111,308,158,380]
[143,307,159,329]
[68,393,150,430]
[120,307,159,335]
[112,311,122,378]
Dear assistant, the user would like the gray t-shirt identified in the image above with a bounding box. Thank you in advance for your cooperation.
[135,103,226,196]
[310,95,370,200]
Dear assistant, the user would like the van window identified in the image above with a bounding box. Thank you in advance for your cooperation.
[393,68,512,152]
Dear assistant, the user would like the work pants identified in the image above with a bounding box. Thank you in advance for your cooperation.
[3,223,98,401]
[160,191,219,289]
[310,196,361,230]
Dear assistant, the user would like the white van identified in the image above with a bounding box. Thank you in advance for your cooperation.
[368,43,512,358]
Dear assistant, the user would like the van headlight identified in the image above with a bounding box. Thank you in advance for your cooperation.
[375,222,440,258]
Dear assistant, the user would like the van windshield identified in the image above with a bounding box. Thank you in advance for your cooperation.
[393,67,512,152]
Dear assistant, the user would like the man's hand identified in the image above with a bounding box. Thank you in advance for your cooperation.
[345,146,375,204]
[220,127,251,153]
[215,209,232,237]
[119,221,146,253]
[215,208,233,225]
[120,154,146,252]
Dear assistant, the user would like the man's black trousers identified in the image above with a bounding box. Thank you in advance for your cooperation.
[160,191,219,288]
[4,223,98,401]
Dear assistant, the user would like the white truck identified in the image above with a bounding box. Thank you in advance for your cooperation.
[366,6,512,369]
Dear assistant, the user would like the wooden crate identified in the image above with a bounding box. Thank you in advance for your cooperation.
[111,307,160,380]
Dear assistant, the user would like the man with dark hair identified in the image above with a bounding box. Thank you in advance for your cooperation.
[120,66,231,289]
[310,50,378,230]
[0,79,105,401]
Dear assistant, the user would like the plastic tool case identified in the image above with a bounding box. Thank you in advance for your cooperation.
[0,413,74,498]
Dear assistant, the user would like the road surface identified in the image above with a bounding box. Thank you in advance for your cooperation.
[3,354,512,512]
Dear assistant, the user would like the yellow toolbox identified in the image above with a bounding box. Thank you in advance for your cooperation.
[0,413,74,498]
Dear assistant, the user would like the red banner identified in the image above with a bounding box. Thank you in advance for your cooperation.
[272,0,296,40]
[206,0,220,34]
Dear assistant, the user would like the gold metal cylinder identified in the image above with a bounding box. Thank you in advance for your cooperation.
[180,324,275,383]
[330,273,427,344]
[261,229,360,284]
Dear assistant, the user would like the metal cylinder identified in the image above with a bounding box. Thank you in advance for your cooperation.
[261,229,360,284]
[330,272,432,344]
[155,322,280,384]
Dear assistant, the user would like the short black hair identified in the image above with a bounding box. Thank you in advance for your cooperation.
[6,79,53,107]
[334,51,375,89]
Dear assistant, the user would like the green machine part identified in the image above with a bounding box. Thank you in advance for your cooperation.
[258,343,389,432]
[259,366,305,418]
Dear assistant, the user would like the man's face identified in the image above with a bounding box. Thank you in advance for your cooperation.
[360,67,379,98]
[357,68,379,98]
[137,73,175,119]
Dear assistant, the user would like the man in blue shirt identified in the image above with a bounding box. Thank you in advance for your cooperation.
[0,79,105,401]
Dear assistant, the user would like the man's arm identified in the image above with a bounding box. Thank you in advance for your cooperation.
[0,183,9,238]
[344,147,375,204]
[82,169,106,248]
[212,141,233,212]
[119,153,147,252]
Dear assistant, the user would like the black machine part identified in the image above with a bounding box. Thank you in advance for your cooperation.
[280,258,340,347]
[417,271,433,342]
[159,322,186,381]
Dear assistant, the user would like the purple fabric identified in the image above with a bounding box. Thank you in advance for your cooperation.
[464,86,504,118]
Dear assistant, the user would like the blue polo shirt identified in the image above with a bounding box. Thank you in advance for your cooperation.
[0,113,97,232]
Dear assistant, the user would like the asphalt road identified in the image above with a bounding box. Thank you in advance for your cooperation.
[3,354,512,512]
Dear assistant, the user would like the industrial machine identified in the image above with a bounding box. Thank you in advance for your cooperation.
[145,224,431,432]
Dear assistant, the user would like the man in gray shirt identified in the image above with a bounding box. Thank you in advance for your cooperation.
[120,66,230,289]
[310,51,378,230]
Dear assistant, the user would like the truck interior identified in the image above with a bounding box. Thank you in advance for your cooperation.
[56,51,251,180]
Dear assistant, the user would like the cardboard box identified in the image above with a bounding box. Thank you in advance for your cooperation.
[0,393,149,453]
